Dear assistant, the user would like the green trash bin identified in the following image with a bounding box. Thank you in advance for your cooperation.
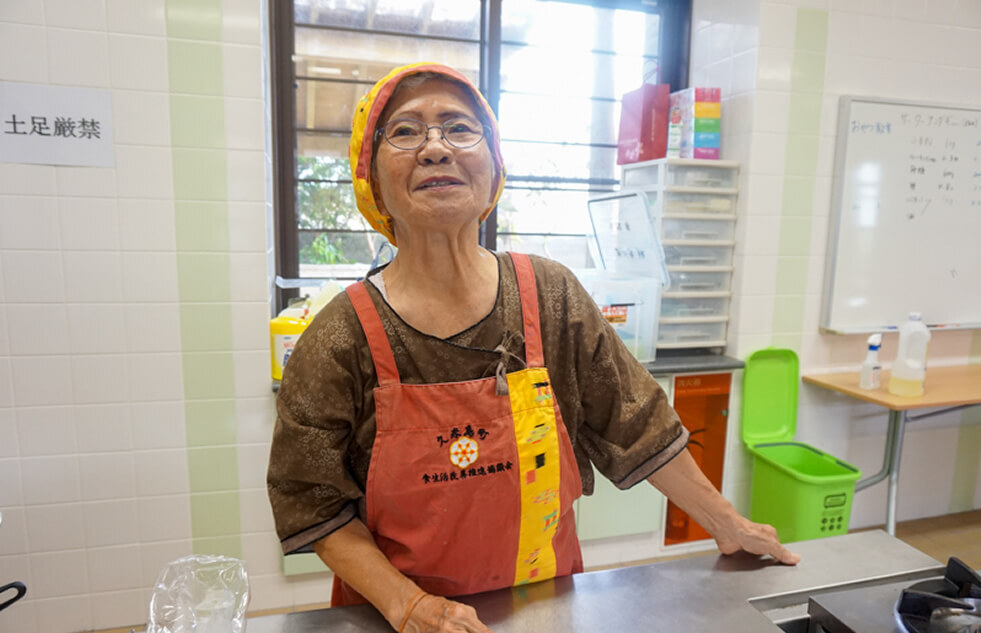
[742,348,862,543]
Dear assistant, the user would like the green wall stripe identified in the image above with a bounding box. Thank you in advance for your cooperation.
[166,0,222,41]
[167,40,224,96]
[950,331,981,511]
[182,353,237,400]
[170,95,227,148]
[176,201,231,251]
[177,253,232,302]
[770,8,828,351]
[166,0,242,555]
[185,399,238,446]
[949,406,981,514]
[283,553,331,576]
[970,331,981,363]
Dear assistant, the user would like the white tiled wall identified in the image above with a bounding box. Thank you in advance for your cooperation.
[3,0,979,629]
[692,0,981,530]
[0,2,280,632]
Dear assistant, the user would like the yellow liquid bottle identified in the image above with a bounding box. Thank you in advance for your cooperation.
[887,374,924,398]
[270,315,309,381]
[887,313,930,398]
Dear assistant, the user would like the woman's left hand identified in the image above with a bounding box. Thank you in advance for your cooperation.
[713,514,800,565]
[647,449,800,565]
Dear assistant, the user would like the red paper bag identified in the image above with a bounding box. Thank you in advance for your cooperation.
[617,84,670,165]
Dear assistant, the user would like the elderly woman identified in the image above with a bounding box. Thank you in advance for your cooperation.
[268,62,797,633]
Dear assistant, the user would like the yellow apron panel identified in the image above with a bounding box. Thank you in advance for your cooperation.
[508,366,562,585]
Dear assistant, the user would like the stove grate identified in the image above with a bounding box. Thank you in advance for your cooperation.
[896,558,981,633]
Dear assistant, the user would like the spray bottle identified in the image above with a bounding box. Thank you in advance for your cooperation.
[859,333,883,390]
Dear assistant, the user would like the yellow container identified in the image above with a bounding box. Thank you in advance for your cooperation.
[270,316,309,380]
[693,102,721,118]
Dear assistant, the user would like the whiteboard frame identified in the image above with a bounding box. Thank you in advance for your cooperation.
[821,95,981,335]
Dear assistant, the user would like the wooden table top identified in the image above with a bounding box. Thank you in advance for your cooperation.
[802,364,981,411]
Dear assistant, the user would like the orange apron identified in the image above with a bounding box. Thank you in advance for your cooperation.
[332,252,583,606]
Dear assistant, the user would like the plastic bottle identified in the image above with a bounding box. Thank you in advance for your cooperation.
[888,312,931,397]
[859,333,883,390]
[270,301,310,381]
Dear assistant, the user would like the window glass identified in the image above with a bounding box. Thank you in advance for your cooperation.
[501,141,618,181]
[498,189,599,235]
[495,1,660,269]
[501,1,658,56]
[498,93,619,146]
[295,27,479,74]
[296,132,350,176]
[295,79,366,130]
[278,0,679,287]
[500,46,652,101]
[296,0,480,39]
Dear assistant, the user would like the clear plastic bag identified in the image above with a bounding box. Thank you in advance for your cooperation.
[147,555,250,633]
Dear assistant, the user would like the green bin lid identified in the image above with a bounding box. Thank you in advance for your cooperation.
[742,348,799,445]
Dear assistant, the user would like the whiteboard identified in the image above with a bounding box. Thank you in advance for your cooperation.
[821,96,981,334]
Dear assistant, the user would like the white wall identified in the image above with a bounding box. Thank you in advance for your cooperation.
[691,0,981,530]
[1,1,980,631]
[0,2,326,633]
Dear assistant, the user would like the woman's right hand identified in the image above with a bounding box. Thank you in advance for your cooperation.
[400,593,493,633]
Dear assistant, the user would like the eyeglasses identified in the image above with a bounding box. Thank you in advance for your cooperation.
[376,116,487,151]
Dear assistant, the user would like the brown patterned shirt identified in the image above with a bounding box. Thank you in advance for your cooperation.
[267,253,687,554]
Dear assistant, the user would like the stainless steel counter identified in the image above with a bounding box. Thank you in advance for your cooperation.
[245,530,942,633]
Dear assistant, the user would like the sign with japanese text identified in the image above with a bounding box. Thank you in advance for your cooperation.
[1,81,114,167]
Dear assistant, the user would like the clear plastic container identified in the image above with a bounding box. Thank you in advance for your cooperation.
[657,320,727,346]
[147,555,250,633]
[667,269,731,293]
[575,270,662,362]
[662,243,733,267]
[660,295,730,318]
[662,218,735,241]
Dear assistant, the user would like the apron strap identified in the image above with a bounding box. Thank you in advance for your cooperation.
[345,282,401,387]
[508,252,544,368]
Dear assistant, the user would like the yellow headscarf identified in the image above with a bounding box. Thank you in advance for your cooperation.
[349,62,507,246]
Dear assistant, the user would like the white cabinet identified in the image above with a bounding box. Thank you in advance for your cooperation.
[576,376,671,541]
[620,158,739,351]
[575,371,733,558]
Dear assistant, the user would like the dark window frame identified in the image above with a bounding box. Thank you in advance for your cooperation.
[270,0,691,311]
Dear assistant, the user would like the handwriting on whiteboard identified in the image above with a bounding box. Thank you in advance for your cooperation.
[851,113,980,134]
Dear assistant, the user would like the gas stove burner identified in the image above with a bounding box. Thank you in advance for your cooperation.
[897,558,981,633]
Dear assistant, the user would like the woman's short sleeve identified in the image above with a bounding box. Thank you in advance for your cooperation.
[266,292,370,554]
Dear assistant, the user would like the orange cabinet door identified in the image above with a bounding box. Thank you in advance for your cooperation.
[664,372,730,546]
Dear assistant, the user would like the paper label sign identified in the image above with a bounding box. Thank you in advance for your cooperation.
[602,304,630,324]
[0,81,114,167]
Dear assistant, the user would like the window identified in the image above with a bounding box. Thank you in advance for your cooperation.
[271,0,691,309]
